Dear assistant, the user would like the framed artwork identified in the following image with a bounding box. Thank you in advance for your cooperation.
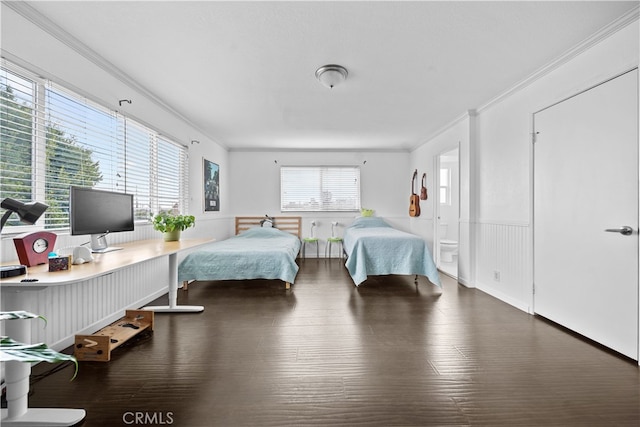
[203,158,220,212]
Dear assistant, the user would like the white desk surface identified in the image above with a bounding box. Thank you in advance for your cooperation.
[0,238,214,287]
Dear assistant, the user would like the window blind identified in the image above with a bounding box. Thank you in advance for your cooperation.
[280,166,361,212]
[0,67,34,222]
[0,62,189,231]
[156,136,187,215]
[45,83,122,229]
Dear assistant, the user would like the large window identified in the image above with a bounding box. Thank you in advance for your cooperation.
[280,166,361,212]
[0,62,188,231]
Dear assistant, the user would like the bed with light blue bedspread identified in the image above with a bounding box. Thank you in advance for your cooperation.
[178,227,301,286]
[343,217,441,287]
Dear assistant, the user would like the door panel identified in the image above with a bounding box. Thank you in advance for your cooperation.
[534,70,638,359]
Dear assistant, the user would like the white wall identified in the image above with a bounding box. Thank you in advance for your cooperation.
[413,18,639,312]
[228,150,410,253]
[1,5,233,255]
[0,5,231,350]
[411,115,473,285]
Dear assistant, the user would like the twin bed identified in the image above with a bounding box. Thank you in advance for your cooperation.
[178,217,302,289]
[177,215,440,290]
[343,216,441,287]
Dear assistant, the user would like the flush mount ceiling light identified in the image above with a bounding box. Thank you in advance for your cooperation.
[315,64,348,89]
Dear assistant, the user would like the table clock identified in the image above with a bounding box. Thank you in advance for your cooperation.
[13,231,57,267]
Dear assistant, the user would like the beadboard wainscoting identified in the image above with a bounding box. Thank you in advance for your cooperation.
[0,216,232,352]
[457,218,473,287]
[475,220,533,313]
[18,257,170,352]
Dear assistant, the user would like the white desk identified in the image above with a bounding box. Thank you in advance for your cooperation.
[1,238,213,310]
[0,238,213,426]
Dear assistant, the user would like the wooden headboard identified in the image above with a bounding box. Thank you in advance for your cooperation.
[235,216,302,238]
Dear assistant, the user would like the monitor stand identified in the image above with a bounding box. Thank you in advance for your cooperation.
[90,234,122,254]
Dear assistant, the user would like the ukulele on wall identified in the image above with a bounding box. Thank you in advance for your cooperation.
[420,173,428,200]
[409,169,421,217]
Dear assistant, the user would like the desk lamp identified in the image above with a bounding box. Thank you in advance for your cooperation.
[0,198,48,231]
[0,198,49,278]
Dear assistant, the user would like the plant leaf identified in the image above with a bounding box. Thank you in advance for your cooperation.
[0,336,78,380]
[0,311,47,327]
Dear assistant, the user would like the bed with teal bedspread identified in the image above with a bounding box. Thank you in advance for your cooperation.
[343,217,441,287]
[178,226,301,288]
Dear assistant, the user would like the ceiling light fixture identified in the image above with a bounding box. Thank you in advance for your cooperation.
[315,64,348,89]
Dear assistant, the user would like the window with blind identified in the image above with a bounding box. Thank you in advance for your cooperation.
[280,166,361,212]
[0,63,189,231]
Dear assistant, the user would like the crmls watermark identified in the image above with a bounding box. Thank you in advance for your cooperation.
[122,411,174,425]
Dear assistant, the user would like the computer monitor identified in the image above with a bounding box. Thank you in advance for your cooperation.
[70,186,134,253]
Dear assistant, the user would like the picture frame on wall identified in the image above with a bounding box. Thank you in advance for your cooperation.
[204,158,220,212]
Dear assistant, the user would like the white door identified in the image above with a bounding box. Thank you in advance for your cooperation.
[534,69,638,360]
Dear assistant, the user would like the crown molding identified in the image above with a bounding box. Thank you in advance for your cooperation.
[4,1,227,150]
[476,5,639,114]
[412,6,639,151]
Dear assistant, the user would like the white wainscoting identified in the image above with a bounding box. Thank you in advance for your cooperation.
[474,220,533,313]
[3,256,169,352]
[1,216,232,352]
[458,219,473,287]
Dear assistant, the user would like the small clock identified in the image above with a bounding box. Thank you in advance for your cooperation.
[13,231,57,267]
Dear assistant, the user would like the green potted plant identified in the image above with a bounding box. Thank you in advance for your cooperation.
[152,212,196,241]
[1,311,78,380]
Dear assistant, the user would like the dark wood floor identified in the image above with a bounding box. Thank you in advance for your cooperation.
[17,260,640,426]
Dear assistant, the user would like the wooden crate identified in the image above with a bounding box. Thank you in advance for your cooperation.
[74,309,154,362]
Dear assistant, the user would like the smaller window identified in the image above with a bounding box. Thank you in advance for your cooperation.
[281,166,361,212]
[440,167,451,205]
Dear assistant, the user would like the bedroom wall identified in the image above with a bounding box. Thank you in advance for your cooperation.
[410,115,473,286]
[413,16,639,312]
[0,6,231,350]
[228,150,410,252]
[1,5,233,249]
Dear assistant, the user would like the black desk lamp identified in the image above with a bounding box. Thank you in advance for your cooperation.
[1,198,49,278]
[0,198,49,231]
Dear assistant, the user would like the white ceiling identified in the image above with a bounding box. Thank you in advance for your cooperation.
[21,1,639,151]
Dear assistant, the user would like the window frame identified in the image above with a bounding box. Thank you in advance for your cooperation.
[439,166,451,206]
[280,165,361,213]
[0,60,189,234]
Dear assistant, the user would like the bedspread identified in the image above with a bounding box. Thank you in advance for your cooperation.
[178,227,301,284]
[343,217,441,287]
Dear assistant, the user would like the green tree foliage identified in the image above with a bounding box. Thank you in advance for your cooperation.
[44,126,102,228]
[0,85,32,203]
[1,80,102,229]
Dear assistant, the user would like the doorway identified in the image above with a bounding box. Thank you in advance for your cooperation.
[533,69,638,360]
[436,146,459,279]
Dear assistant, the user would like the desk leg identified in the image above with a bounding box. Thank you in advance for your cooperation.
[142,253,204,313]
[1,291,86,426]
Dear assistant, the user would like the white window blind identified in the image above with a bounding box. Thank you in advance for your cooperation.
[45,83,122,228]
[123,118,153,220]
[0,67,34,217]
[156,136,187,214]
[281,166,361,212]
[0,62,189,231]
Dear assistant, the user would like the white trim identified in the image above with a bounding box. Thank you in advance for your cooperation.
[476,281,531,314]
[4,1,226,150]
[476,6,640,114]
